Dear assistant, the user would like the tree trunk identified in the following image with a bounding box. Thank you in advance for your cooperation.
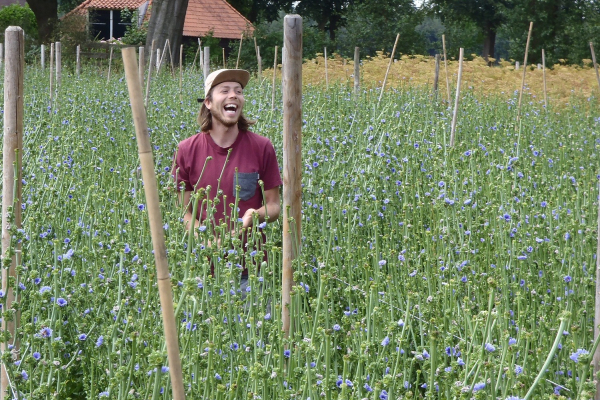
[145,0,190,68]
[27,0,58,44]
[482,26,496,65]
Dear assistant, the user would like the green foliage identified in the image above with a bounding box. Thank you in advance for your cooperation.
[120,8,147,46]
[0,4,38,42]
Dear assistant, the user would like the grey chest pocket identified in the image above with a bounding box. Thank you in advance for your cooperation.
[234,172,259,201]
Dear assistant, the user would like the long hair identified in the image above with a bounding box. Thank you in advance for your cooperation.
[197,89,255,133]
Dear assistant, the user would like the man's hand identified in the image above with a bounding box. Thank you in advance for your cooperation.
[241,208,258,230]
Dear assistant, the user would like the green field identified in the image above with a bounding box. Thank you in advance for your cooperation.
[0,62,599,399]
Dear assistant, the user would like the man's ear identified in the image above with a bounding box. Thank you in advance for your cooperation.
[204,99,211,110]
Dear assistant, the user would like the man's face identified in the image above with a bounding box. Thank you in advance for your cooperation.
[206,81,245,128]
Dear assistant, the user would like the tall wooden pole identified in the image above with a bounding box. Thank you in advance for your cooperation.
[257,46,262,79]
[107,46,114,83]
[353,47,360,95]
[236,33,243,69]
[282,15,302,338]
[433,54,440,100]
[442,34,451,104]
[139,46,145,89]
[76,44,81,77]
[55,41,61,88]
[449,48,464,147]
[40,44,45,69]
[203,46,210,80]
[1,27,24,400]
[222,47,226,69]
[590,42,600,94]
[516,21,533,124]
[591,41,600,400]
[179,44,183,102]
[271,45,278,111]
[49,43,54,105]
[378,33,400,105]
[145,40,155,108]
[542,48,548,110]
[121,47,185,400]
[324,47,328,89]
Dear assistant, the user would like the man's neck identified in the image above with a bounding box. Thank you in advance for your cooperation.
[209,123,239,148]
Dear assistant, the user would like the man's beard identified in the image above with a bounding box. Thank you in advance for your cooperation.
[212,110,239,128]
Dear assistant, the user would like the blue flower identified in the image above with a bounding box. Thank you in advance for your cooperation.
[564,275,572,283]
[381,336,390,346]
[78,334,87,341]
[138,204,145,211]
[345,379,353,387]
[514,365,523,375]
[333,324,341,331]
[215,373,221,380]
[32,352,41,360]
[508,337,517,345]
[20,370,28,381]
[39,286,52,294]
[284,350,291,358]
[96,335,104,347]
[364,383,372,392]
[56,298,67,307]
[570,348,589,363]
[379,390,388,400]
[473,382,485,391]
[484,343,495,352]
[39,327,52,338]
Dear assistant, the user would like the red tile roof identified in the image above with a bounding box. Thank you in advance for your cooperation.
[67,0,253,39]
[183,0,253,39]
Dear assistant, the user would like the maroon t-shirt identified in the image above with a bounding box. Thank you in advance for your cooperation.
[173,130,282,229]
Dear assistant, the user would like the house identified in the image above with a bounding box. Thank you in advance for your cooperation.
[67,0,253,42]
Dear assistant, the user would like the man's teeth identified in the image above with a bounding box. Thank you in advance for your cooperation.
[224,105,237,111]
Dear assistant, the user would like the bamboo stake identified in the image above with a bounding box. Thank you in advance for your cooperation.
[257,46,262,79]
[76,44,81,77]
[542,48,548,110]
[203,46,210,80]
[591,41,600,400]
[282,14,302,338]
[168,39,174,75]
[121,46,185,400]
[236,33,243,69]
[139,46,145,89]
[324,47,328,89]
[433,54,440,100]
[271,45,278,111]
[107,46,113,83]
[145,40,156,108]
[442,34,450,104]
[354,47,360,95]
[590,42,600,94]
[0,43,3,70]
[179,44,183,102]
[40,44,45,69]
[449,47,464,147]
[192,39,200,69]
[49,43,54,105]
[55,41,61,87]
[378,33,400,105]
[516,21,533,124]
[1,27,24,400]
[222,47,226,69]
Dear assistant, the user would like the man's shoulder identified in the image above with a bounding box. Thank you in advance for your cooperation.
[241,130,274,147]
[178,132,206,149]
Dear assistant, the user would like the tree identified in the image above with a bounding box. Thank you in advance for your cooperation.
[26,0,58,43]
[145,0,190,67]
[293,0,354,41]
[428,0,512,62]
[227,0,291,23]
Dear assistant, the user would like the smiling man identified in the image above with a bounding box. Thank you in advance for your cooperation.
[172,69,282,270]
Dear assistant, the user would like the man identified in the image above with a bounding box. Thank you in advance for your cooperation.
[172,69,282,277]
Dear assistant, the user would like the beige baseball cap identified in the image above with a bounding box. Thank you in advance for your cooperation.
[199,69,250,101]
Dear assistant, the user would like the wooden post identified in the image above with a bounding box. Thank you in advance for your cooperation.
[442,34,450,103]
[590,42,600,94]
[354,47,360,95]
[40,44,45,69]
[167,40,174,75]
[271,45,278,111]
[121,47,185,400]
[282,15,302,338]
[542,48,548,110]
[192,39,200,70]
[55,41,61,87]
[156,48,162,74]
[76,44,81,77]
[179,44,183,102]
[257,46,262,79]
[378,33,400,105]
[49,43,54,105]
[236,33,243,69]
[222,47,226,69]
[139,46,145,89]
[450,48,464,147]
[203,46,210,80]
[1,27,24,400]
[433,54,440,99]
[145,40,156,108]
[324,47,328,89]
[0,43,4,69]
[107,46,114,83]
[517,21,533,123]
[515,61,520,70]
